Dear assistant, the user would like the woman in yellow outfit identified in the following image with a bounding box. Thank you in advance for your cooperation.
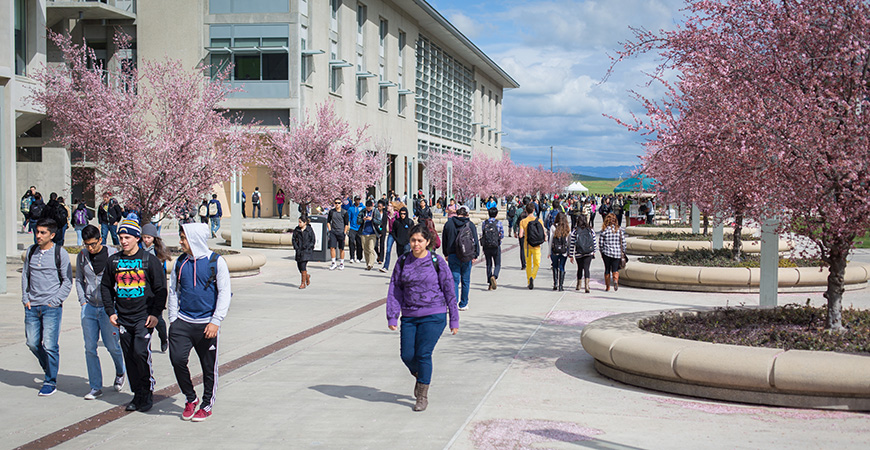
[518,203,545,289]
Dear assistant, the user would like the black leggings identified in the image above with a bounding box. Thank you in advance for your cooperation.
[602,254,620,275]
[297,261,308,272]
[576,255,593,279]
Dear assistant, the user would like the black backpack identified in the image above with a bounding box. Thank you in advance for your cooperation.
[507,204,516,218]
[252,192,260,203]
[482,220,500,249]
[551,235,568,254]
[526,219,546,247]
[29,202,45,221]
[455,222,476,262]
[575,228,595,254]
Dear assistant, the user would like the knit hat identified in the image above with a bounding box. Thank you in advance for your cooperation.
[117,214,141,238]
[141,223,159,238]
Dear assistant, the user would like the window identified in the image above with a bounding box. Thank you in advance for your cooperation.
[398,31,405,69]
[300,25,311,83]
[357,3,366,45]
[17,147,42,163]
[379,86,387,109]
[331,67,343,93]
[210,0,289,14]
[209,36,289,82]
[14,0,26,75]
[330,0,340,32]
[398,93,406,116]
[356,76,367,101]
[379,19,387,58]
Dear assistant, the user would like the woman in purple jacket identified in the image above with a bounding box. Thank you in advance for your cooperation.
[387,224,459,412]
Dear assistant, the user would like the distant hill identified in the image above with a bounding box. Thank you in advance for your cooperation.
[557,165,636,180]
[574,174,614,182]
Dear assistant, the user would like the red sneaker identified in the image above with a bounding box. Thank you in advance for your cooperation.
[182,400,199,421]
[191,408,211,422]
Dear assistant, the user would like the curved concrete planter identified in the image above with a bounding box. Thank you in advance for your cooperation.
[620,261,870,293]
[221,229,293,248]
[22,248,266,278]
[626,226,757,237]
[581,310,870,411]
[626,237,791,256]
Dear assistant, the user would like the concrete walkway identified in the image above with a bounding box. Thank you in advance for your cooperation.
[2,225,869,449]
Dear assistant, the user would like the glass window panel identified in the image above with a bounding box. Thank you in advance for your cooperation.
[235,55,261,80]
[234,38,260,48]
[262,53,288,80]
[261,37,288,47]
[210,38,231,47]
[211,54,231,77]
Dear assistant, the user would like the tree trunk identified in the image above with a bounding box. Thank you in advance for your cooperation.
[731,213,743,261]
[823,247,848,332]
[702,214,709,235]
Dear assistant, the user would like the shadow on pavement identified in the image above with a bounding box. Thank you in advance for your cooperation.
[0,367,92,397]
[308,384,415,409]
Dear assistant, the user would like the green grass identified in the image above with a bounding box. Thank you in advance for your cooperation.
[855,232,870,249]
[579,179,621,194]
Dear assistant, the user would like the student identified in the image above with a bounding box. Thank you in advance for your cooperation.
[168,223,232,422]
[519,204,545,289]
[208,194,223,238]
[71,199,93,246]
[292,214,316,289]
[387,224,458,412]
[101,215,167,412]
[359,200,380,270]
[327,198,349,271]
[379,202,400,273]
[251,187,262,218]
[22,218,73,396]
[480,207,504,290]
[141,224,170,353]
[569,215,597,293]
[391,207,414,258]
[441,205,479,311]
[347,196,364,263]
[76,225,126,399]
[599,213,627,292]
[549,212,571,291]
[275,189,286,219]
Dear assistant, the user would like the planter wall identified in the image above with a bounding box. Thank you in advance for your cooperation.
[581,310,870,411]
[626,237,791,256]
[620,261,870,293]
[625,226,757,237]
[221,230,293,248]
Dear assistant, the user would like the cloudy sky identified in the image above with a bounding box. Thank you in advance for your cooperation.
[428,0,687,170]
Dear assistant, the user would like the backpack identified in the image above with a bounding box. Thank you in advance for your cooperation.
[175,252,221,291]
[575,228,595,254]
[29,202,45,220]
[73,208,88,226]
[551,235,568,255]
[252,192,260,204]
[507,204,516,218]
[208,201,218,216]
[455,221,476,263]
[198,204,208,217]
[20,197,31,214]
[526,219,546,247]
[482,220,500,249]
[54,205,69,226]
[26,244,63,293]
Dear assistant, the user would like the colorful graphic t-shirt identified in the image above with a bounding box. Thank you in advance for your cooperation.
[100,248,167,325]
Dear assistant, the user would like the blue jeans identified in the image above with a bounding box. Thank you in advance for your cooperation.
[400,314,446,385]
[447,254,472,308]
[210,217,221,237]
[551,253,567,271]
[101,223,119,245]
[81,303,125,390]
[383,234,395,269]
[277,203,284,217]
[74,224,86,246]
[24,304,63,386]
[484,247,501,280]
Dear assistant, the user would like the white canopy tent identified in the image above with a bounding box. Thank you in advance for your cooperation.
[566,181,589,193]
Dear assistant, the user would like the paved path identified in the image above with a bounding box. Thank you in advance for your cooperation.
[2,226,869,449]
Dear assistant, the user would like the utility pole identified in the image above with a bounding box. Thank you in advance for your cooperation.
[550,146,553,171]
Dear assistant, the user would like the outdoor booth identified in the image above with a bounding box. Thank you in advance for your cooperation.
[308,215,331,262]
[614,175,659,226]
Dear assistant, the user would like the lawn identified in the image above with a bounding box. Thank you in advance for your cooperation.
[580,179,621,194]
[855,232,870,249]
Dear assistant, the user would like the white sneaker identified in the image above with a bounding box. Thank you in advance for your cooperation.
[378,267,388,273]
[329,262,337,271]
[347,259,354,264]
[459,306,469,311]
[339,263,345,270]
[84,389,103,400]
[113,374,125,392]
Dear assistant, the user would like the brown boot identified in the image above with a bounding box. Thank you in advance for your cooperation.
[414,382,429,411]
[576,278,581,290]
[584,278,590,293]
[299,272,307,289]
[605,274,611,291]
[613,272,620,291]
[305,272,311,286]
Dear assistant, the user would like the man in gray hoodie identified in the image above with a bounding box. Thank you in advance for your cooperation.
[22,218,72,396]
[76,225,126,400]
[168,223,232,422]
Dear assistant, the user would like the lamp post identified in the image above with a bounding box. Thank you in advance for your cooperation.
[230,171,242,250]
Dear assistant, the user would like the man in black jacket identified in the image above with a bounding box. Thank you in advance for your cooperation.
[441,205,479,311]
[98,192,123,245]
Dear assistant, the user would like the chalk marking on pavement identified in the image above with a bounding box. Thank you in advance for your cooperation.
[443,287,568,450]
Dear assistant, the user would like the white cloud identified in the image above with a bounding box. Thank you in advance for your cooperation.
[445,11,483,39]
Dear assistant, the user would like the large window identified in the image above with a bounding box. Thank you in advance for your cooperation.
[14,0,26,75]
[415,35,474,145]
[210,0,289,14]
[209,35,289,82]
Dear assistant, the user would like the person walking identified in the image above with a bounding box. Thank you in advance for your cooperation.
[101,215,167,412]
[599,213,627,291]
[20,189,33,232]
[347,196,364,263]
[168,223,232,422]
[359,200,380,270]
[519,204,545,289]
[275,189,286,219]
[441,205,479,311]
[240,189,247,218]
[76,225,126,400]
[28,193,47,243]
[292,214,316,288]
[251,187,262,218]
[141,224,170,353]
[391,207,414,259]
[375,200,387,264]
[22,218,72,396]
[379,202,400,272]
[46,194,69,246]
[198,198,209,224]
[569,215,597,293]
[387,224,458,412]
[327,198,349,271]
[505,198,517,238]
[549,212,571,291]
[208,194,222,238]
[415,199,432,223]
[480,207,504,290]
[516,203,529,270]
[71,199,93,246]
[446,198,457,218]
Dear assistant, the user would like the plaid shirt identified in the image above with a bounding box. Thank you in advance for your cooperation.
[598,227,626,258]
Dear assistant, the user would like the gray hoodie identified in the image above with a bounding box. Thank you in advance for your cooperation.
[75,245,118,307]
[168,223,232,326]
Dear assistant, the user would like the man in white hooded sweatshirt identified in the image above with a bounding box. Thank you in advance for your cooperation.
[168,223,231,422]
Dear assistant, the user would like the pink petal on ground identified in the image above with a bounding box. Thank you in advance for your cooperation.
[545,310,615,327]
[470,419,604,450]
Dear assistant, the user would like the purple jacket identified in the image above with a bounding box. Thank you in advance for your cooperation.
[387,251,459,329]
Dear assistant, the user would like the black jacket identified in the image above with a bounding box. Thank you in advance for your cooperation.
[390,208,415,246]
[292,225,316,262]
[98,199,123,224]
[441,216,480,259]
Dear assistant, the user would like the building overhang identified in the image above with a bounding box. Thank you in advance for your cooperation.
[400,0,519,89]
[46,1,137,28]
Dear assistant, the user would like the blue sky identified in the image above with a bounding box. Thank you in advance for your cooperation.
[427,0,686,170]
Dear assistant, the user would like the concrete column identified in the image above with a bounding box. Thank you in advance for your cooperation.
[760,218,779,307]
[230,172,242,250]
[712,223,724,250]
[0,82,7,294]
[691,204,700,234]
[446,161,453,201]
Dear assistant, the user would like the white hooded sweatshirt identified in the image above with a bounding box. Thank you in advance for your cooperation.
[168,223,232,325]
